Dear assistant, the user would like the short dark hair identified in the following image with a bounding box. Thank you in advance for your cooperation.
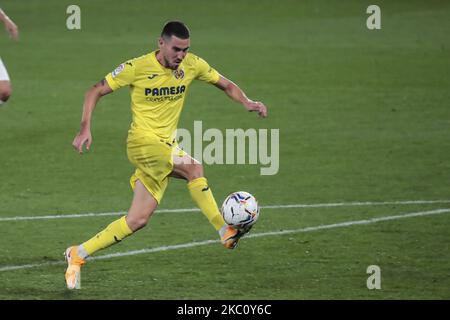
[161,21,190,40]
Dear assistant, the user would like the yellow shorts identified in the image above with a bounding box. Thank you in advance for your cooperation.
[127,130,186,203]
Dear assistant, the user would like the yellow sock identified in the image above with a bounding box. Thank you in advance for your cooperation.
[82,216,133,256]
[188,177,225,231]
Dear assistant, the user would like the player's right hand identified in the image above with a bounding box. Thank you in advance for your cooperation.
[244,100,268,118]
[72,130,92,154]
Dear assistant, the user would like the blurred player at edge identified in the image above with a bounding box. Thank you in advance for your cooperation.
[65,21,267,289]
[0,8,19,106]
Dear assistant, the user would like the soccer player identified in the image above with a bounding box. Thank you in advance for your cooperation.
[66,21,267,289]
[0,8,19,106]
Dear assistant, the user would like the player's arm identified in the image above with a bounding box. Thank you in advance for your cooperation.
[0,8,19,41]
[214,75,267,118]
[72,79,113,154]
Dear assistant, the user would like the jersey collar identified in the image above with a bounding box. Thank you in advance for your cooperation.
[151,50,187,74]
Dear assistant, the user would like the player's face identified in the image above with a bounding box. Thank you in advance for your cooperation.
[159,35,190,70]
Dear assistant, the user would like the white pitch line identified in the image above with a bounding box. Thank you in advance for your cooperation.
[1,199,450,222]
[0,208,449,273]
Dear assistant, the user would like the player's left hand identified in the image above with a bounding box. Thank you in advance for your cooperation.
[244,100,267,118]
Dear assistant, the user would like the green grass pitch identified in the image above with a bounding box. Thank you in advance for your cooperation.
[0,0,449,299]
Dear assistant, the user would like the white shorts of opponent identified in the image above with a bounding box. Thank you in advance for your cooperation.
[0,58,10,81]
[0,58,11,105]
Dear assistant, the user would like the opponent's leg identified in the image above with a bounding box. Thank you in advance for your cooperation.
[65,180,157,289]
[0,81,11,105]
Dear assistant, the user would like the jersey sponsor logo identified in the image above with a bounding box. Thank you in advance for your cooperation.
[173,69,185,80]
[111,63,125,78]
[144,85,186,96]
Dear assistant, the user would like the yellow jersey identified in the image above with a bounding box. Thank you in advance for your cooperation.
[105,51,220,140]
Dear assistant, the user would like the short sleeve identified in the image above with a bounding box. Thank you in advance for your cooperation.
[195,57,220,84]
[105,61,136,91]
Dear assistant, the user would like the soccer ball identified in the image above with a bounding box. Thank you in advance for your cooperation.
[221,191,259,230]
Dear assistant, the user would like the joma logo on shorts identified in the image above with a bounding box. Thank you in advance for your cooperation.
[145,86,186,96]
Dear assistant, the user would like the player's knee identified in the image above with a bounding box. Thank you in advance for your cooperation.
[127,215,149,231]
[135,218,148,229]
[186,163,204,181]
